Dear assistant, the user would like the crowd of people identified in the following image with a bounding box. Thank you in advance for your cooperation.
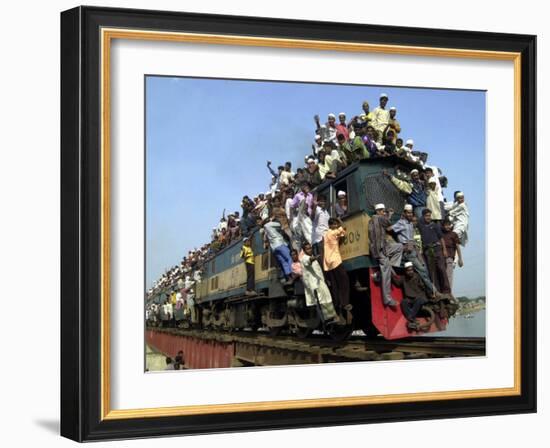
[146,92,470,329]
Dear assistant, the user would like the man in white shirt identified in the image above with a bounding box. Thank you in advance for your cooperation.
[311,194,330,263]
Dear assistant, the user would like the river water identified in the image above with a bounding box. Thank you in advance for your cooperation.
[429,309,486,337]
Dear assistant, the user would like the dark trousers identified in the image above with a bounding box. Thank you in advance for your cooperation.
[325,264,350,309]
[246,263,255,291]
[423,245,451,293]
[401,297,428,321]
[312,240,325,270]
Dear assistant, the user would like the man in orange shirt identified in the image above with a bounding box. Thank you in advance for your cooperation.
[323,217,351,312]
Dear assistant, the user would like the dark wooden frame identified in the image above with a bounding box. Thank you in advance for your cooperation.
[61,5,536,442]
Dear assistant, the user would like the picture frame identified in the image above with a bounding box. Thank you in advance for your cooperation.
[60,5,536,441]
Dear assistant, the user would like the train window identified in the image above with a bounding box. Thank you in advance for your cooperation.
[211,259,216,274]
[333,179,349,217]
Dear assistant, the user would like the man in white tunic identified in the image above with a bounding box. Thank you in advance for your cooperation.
[444,191,469,246]
[300,242,337,322]
[371,93,390,141]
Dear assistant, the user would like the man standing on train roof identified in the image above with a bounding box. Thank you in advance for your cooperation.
[240,237,257,296]
[384,168,427,219]
[368,203,403,307]
[336,112,350,141]
[417,208,452,295]
[371,93,391,142]
[444,191,469,246]
[266,161,284,191]
[388,106,401,139]
[391,204,435,293]
[357,100,373,126]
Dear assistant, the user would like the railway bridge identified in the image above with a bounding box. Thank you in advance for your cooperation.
[146,327,486,369]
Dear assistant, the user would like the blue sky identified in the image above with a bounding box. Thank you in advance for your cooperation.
[146,76,486,297]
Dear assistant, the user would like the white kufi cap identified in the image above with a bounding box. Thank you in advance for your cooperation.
[403,204,413,211]
[406,139,414,145]
[374,203,385,210]
[337,191,347,197]
[404,261,414,268]
[380,93,388,99]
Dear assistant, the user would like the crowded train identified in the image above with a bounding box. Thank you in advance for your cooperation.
[145,93,469,341]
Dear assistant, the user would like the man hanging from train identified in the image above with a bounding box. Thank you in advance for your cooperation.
[394,261,435,329]
[300,242,338,323]
[261,218,294,284]
[383,168,427,219]
[290,182,314,248]
[323,218,351,315]
[240,237,257,296]
[368,203,403,307]
[444,191,469,246]
[311,194,330,265]
[391,204,436,293]
[417,208,452,295]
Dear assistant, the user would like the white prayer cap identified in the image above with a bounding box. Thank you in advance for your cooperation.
[456,191,465,197]
[404,261,414,268]
[428,177,437,184]
[337,190,347,197]
[410,169,419,175]
[380,92,388,99]
[404,204,413,211]
[375,203,385,210]
[406,139,414,145]
[328,113,336,119]
[315,134,322,141]
[307,158,316,164]
[390,106,397,111]
[338,112,346,117]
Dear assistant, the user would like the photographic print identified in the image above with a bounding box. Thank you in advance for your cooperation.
[61,7,536,440]
[144,77,486,371]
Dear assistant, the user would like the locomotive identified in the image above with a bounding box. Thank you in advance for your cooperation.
[146,155,458,341]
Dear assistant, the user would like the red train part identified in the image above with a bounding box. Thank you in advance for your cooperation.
[368,267,447,340]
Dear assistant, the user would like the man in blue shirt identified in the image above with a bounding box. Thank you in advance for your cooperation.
[392,204,435,293]
[417,209,451,294]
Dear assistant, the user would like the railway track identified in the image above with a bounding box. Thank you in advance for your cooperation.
[147,327,485,367]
